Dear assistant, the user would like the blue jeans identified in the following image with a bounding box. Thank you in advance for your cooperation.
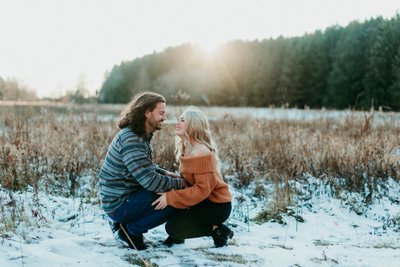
[108,188,176,236]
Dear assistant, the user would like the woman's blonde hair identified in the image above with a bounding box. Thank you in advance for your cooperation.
[175,106,221,170]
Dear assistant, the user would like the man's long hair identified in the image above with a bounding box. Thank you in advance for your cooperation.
[118,91,166,135]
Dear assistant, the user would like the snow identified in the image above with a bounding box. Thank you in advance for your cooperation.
[1,175,400,267]
[165,106,400,128]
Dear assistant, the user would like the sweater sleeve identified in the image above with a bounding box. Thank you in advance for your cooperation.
[165,172,217,208]
[154,165,167,175]
[119,135,184,192]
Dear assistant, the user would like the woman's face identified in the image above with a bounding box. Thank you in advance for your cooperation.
[175,115,186,137]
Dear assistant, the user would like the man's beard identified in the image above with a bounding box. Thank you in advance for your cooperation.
[149,118,163,132]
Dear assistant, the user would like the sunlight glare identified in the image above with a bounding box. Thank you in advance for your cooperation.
[197,40,221,56]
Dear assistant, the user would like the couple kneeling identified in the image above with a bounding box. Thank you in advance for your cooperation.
[98,92,233,250]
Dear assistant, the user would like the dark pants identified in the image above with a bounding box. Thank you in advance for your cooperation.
[165,200,232,240]
[108,188,176,236]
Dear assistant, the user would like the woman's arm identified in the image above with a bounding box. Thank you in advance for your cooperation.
[153,172,218,209]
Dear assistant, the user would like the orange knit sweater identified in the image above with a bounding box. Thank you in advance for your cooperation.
[165,154,232,209]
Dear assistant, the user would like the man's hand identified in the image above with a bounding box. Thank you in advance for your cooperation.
[152,193,168,210]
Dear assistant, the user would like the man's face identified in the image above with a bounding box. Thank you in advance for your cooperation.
[145,102,167,133]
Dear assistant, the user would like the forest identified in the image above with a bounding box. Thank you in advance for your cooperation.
[99,14,400,111]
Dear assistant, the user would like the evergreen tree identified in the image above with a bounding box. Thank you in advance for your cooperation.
[99,65,128,103]
[327,21,369,109]
[97,15,400,111]
[277,37,304,107]
[362,17,393,109]
[389,46,400,110]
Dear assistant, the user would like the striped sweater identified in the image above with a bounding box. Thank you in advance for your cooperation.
[165,154,232,209]
[99,127,185,213]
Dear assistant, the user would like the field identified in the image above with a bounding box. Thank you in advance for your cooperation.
[1,102,400,266]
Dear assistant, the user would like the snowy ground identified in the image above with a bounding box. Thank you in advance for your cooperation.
[1,176,400,267]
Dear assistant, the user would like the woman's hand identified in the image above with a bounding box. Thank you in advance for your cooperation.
[152,193,168,210]
[165,171,181,179]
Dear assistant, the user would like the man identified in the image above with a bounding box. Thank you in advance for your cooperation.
[99,91,185,250]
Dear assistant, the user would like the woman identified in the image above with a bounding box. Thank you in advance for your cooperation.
[152,106,234,247]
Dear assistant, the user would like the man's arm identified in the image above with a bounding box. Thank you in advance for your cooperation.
[155,165,167,175]
[119,135,184,192]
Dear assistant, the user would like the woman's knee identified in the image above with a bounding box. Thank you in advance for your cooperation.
[165,220,179,236]
[165,214,187,236]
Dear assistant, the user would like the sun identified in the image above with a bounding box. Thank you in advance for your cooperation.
[197,40,221,56]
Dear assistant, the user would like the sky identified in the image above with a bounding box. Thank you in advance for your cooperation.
[0,0,399,98]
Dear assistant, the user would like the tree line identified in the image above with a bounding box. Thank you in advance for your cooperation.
[100,14,400,110]
[0,77,37,101]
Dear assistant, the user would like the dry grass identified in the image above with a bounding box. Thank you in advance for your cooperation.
[212,112,399,214]
[1,103,399,231]
[213,112,399,186]
[1,105,115,195]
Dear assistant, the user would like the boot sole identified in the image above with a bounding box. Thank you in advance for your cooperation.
[227,230,234,239]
